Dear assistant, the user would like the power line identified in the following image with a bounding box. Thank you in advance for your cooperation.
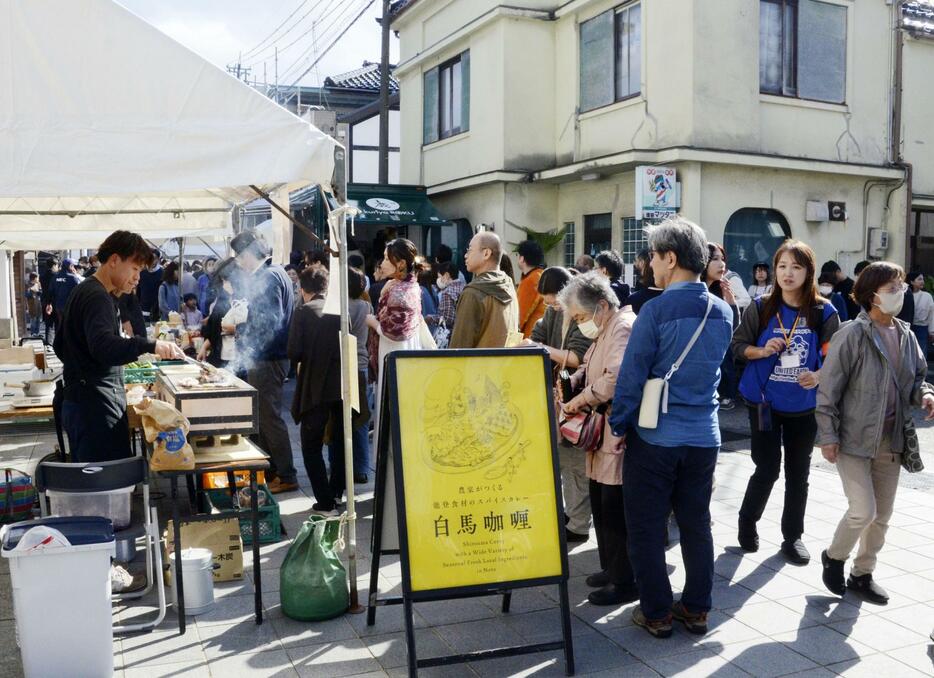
[242,0,332,68]
[277,0,366,83]
[240,0,309,59]
[283,0,377,96]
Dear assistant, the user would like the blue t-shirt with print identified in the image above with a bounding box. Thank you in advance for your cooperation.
[738,301,838,414]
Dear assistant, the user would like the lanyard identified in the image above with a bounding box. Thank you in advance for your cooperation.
[775,311,801,346]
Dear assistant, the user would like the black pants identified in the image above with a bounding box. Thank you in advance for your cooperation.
[299,401,346,510]
[739,406,817,542]
[589,480,635,588]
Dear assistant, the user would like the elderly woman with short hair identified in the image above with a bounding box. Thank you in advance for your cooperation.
[559,271,638,606]
[817,262,934,604]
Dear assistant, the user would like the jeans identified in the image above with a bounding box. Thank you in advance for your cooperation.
[739,407,817,542]
[718,355,737,400]
[590,480,635,587]
[624,430,718,620]
[827,440,901,576]
[300,401,346,510]
[247,359,296,483]
[912,325,929,361]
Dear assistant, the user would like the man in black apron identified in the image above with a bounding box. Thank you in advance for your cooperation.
[54,231,184,462]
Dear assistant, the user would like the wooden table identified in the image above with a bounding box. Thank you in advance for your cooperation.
[157,455,270,635]
[0,403,54,424]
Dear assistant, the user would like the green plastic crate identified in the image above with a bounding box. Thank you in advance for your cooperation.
[205,485,281,544]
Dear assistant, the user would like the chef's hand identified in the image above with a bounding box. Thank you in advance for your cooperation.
[154,340,185,360]
[923,393,934,421]
[797,370,819,390]
[821,443,839,464]
[760,338,786,358]
[196,343,209,362]
[221,323,236,335]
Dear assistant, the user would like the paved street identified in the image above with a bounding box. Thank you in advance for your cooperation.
[3,400,934,676]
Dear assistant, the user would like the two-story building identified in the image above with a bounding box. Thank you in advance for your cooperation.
[391,0,934,284]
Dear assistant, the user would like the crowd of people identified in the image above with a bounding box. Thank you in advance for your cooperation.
[37,218,934,640]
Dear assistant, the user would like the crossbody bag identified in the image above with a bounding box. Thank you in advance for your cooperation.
[638,294,714,429]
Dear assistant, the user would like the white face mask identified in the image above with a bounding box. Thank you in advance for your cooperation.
[437,277,449,290]
[818,284,833,296]
[874,290,904,316]
[577,308,602,339]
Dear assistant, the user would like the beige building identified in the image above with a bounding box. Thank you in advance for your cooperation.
[390,0,934,285]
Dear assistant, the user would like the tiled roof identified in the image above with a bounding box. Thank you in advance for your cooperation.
[903,1,934,37]
[324,62,398,92]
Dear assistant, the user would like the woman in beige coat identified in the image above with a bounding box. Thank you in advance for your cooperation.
[560,272,637,606]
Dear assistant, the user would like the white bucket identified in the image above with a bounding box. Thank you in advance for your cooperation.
[169,547,215,616]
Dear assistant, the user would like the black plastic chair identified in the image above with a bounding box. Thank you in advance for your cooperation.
[35,457,166,633]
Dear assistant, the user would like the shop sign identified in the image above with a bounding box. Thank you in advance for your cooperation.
[636,165,677,220]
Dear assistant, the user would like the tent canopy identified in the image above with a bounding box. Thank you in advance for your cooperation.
[0,0,338,250]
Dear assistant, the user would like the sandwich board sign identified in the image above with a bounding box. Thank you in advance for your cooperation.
[368,348,574,676]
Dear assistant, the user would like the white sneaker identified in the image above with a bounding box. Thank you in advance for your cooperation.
[719,398,735,411]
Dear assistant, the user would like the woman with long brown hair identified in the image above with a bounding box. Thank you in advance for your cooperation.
[731,240,840,564]
[703,243,740,409]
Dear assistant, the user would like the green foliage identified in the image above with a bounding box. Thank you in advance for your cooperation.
[510,225,568,255]
[925,276,934,297]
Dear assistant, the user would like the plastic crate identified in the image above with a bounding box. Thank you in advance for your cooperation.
[202,470,266,490]
[124,359,186,385]
[205,485,280,544]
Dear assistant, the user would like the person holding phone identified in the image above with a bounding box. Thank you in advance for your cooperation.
[731,240,839,565]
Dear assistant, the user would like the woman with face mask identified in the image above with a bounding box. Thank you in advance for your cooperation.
[817,273,850,322]
[817,262,934,605]
[908,270,934,359]
[732,241,840,565]
[558,272,637,606]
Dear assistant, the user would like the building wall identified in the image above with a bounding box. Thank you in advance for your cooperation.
[903,36,934,198]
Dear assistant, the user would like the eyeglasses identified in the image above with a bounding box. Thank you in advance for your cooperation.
[879,282,909,295]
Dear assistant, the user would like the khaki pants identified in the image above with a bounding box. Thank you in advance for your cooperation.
[559,443,592,535]
[827,443,901,576]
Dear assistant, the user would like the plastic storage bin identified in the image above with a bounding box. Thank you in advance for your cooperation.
[1,516,115,678]
[47,485,133,529]
[205,485,281,544]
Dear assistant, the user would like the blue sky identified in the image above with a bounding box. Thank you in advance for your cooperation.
[119,0,399,86]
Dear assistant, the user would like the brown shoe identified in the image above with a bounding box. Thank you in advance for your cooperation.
[632,605,673,638]
[671,601,708,634]
[267,478,298,494]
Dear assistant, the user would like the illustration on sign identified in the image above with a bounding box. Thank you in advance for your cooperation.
[365,197,401,211]
[393,354,562,592]
[636,165,678,220]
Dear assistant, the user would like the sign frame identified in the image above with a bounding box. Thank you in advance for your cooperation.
[367,348,575,676]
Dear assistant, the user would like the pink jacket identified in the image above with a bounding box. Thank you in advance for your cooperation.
[570,307,636,485]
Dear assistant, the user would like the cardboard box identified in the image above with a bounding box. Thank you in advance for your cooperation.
[163,516,243,584]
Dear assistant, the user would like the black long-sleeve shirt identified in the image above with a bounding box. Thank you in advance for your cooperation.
[55,277,155,388]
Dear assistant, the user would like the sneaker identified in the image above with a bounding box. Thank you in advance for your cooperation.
[632,605,673,638]
[311,503,339,518]
[588,583,639,607]
[586,570,611,588]
[846,573,889,605]
[738,520,759,553]
[719,398,735,411]
[353,473,368,484]
[267,478,299,494]
[781,539,811,565]
[671,601,708,635]
[821,550,846,596]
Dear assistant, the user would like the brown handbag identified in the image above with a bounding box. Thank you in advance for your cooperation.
[554,336,605,452]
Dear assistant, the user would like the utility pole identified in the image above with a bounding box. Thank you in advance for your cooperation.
[378,0,391,185]
[275,46,279,104]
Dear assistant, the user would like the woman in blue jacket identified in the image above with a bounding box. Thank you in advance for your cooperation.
[732,240,840,565]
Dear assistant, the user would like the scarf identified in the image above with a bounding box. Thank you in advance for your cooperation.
[377,275,422,341]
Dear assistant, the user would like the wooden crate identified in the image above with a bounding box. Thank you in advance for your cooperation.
[154,369,258,437]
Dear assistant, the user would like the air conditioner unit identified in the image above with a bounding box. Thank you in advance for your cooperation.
[868,228,890,257]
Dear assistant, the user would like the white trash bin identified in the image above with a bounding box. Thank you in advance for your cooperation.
[1,516,116,678]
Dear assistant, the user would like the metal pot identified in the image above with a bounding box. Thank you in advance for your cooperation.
[115,535,137,563]
[6,379,57,397]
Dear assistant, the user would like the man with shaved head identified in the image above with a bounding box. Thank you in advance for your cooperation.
[449,231,520,348]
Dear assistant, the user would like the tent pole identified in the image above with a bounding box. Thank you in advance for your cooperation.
[198,238,223,260]
[248,185,331,253]
[177,237,185,313]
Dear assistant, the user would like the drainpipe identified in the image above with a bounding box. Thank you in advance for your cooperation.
[891,1,914,268]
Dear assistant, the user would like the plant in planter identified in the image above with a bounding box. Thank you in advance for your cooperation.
[509,225,568,257]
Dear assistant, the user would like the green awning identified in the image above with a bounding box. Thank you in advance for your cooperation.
[347,183,451,227]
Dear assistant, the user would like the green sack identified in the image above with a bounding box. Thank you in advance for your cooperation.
[280,515,349,621]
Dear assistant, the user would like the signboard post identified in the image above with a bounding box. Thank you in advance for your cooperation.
[635,165,677,221]
[367,348,575,676]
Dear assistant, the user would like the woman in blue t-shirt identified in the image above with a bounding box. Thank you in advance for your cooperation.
[731,240,840,565]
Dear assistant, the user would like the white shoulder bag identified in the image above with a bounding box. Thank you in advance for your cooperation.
[638,294,715,429]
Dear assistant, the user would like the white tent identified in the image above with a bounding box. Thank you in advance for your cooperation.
[0,0,337,250]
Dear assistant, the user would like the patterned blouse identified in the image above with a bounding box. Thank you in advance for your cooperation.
[377,275,422,341]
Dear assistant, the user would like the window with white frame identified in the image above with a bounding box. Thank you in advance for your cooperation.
[563,222,576,267]
[579,2,641,113]
[621,217,647,265]
[423,51,470,144]
[759,0,847,104]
